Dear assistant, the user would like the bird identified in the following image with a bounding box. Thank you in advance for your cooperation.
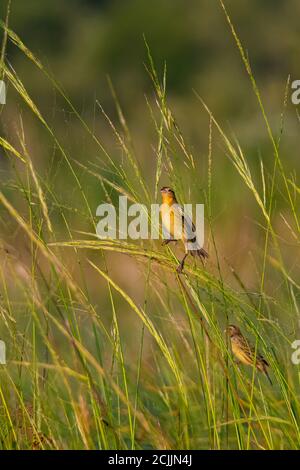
[226,324,272,385]
[160,186,208,273]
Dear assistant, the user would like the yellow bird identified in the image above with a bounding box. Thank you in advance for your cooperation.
[226,324,272,385]
[160,186,208,273]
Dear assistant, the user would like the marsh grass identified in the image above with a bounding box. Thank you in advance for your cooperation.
[0,1,299,449]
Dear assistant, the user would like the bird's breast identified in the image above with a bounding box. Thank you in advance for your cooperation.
[161,204,182,239]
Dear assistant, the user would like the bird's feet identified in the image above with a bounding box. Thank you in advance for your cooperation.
[176,262,184,274]
[176,254,188,274]
[162,239,177,246]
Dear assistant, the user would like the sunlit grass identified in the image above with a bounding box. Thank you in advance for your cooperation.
[0,1,299,449]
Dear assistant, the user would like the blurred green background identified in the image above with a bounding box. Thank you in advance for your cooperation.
[1,0,299,271]
[0,0,299,449]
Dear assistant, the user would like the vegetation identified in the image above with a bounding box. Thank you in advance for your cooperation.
[0,0,299,449]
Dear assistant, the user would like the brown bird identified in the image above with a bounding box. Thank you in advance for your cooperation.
[160,187,208,273]
[226,324,272,385]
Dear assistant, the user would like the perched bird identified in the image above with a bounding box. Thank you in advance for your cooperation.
[160,186,208,273]
[226,324,272,385]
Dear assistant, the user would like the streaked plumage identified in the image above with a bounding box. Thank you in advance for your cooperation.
[226,324,272,385]
[160,187,208,273]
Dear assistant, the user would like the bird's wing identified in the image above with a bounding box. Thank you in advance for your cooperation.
[232,336,253,362]
[247,342,269,366]
[255,349,269,367]
[173,204,197,242]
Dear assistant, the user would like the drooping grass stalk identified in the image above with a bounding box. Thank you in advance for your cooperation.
[0,7,299,449]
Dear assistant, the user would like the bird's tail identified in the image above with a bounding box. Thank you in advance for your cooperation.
[190,247,208,260]
[262,362,273,386]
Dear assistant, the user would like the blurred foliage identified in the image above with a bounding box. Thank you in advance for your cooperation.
[3,0,300,112]
[0,0,299,285]
[0,0,299,450]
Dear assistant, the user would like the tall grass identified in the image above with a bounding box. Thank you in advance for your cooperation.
[0,2,299,449]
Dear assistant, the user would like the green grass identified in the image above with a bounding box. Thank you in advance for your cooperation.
[0,1,299,449]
